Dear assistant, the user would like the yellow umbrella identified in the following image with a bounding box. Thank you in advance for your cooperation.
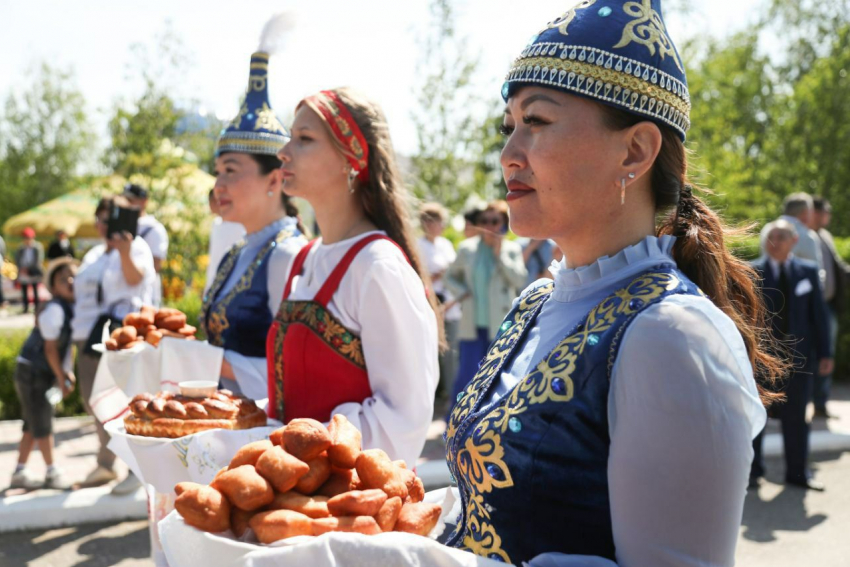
[2,166,216,240]
[2,187,101,239]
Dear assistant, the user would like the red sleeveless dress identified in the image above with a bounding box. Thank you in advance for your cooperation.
[266,234,407,422]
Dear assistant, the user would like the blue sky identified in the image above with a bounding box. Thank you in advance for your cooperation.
[0,0,761,158]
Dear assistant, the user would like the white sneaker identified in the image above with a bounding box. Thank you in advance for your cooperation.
[44,468,70,490]
[111,471,142,495]
[80,465,118,487]
[10,469,42,490]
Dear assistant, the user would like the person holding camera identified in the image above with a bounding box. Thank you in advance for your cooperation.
[10,258,78,490]
[72,195,155,489]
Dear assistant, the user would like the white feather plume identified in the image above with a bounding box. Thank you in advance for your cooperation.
[257,12,296,55]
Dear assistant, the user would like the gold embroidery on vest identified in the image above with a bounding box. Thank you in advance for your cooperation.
[449,272,681,564]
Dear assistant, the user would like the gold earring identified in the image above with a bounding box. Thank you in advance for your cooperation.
[621,178,626,205]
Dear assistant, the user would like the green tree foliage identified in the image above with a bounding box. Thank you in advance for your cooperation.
[772,26,850,234]
[0,64,94,228]
[684,32,782,222]
[103,30,217,299]
[411,0,483,211]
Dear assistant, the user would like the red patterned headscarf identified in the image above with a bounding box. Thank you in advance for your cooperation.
[300,90,370,184]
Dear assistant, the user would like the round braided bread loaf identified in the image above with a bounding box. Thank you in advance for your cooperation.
[124,390,266,438]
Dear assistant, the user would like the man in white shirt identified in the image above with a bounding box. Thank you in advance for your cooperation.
[124,184,169,306]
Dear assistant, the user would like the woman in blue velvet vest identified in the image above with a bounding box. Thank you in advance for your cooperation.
[201,49,307,401]
[444,2,785,565]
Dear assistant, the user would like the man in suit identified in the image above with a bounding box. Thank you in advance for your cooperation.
[812,197,849,418]
[761,193,825,286]
[751,219,833,491]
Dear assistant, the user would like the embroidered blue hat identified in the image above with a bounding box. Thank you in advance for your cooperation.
[216,52,289,156]
[502,0,690,140]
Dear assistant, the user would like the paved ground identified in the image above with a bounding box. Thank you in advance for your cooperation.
[0,519,152,567]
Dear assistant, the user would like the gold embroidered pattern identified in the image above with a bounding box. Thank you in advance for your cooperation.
[446,282,553,440]
[614,0,684,72]
[447,272,682,564]
[254,102,284,132]
[514,56,690,116]
[201,230,293,348]
[543,0,597,35]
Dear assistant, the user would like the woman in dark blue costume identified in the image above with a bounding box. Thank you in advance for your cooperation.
[201,44,306,401]
[444,2,784,565]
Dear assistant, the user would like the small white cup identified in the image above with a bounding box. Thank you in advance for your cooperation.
[178,380,219,398]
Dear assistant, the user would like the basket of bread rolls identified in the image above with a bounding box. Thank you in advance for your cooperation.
[105,305,197,351]
[173,414,441,544]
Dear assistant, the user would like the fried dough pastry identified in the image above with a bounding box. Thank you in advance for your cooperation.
[316,468,356,498]
[394,502,442,536]
[282,418,332,461]
[295,453,332,494]
[145,329,162,346]
[229,440,273,469]
[407,477,425,504]
[268,491,330,519]
[268,426,285,447]
[250,510,314,544]
[327,489,387,517]
[174,484,231,533]
[375,496,403,532]
[327,414,361,469]
[355,449,408,500]
[212,465,274,511]
[311,515,381,536]
[230,507,259,538]
[174,481,203,497]
[254,446,310,493]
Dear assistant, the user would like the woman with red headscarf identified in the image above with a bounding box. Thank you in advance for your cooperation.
[270,87,440,467]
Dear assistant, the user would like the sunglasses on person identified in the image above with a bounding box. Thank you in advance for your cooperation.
[478,216,503,227]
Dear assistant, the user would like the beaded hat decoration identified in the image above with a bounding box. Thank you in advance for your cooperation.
[215,52,289,157]
[301,91,370,184]
[216,14,294,157]
[502,0,690,140]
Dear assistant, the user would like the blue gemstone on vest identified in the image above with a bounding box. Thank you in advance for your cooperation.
[456,392,464,402]
[598,6,612,16]
[629,298,645,310]
[486,464,505,481]
[587,333,600,346]
[552,378,567,395]
[508,417,522,432]
[488,553,505,562]
[500,320,512,333]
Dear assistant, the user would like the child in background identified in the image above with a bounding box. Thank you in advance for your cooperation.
[10,258,77,490]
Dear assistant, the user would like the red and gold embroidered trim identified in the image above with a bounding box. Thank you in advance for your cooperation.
[301,90,370,183]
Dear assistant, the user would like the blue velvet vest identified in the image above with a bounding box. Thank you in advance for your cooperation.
[201,228,296,357]
[445,266,702,564]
